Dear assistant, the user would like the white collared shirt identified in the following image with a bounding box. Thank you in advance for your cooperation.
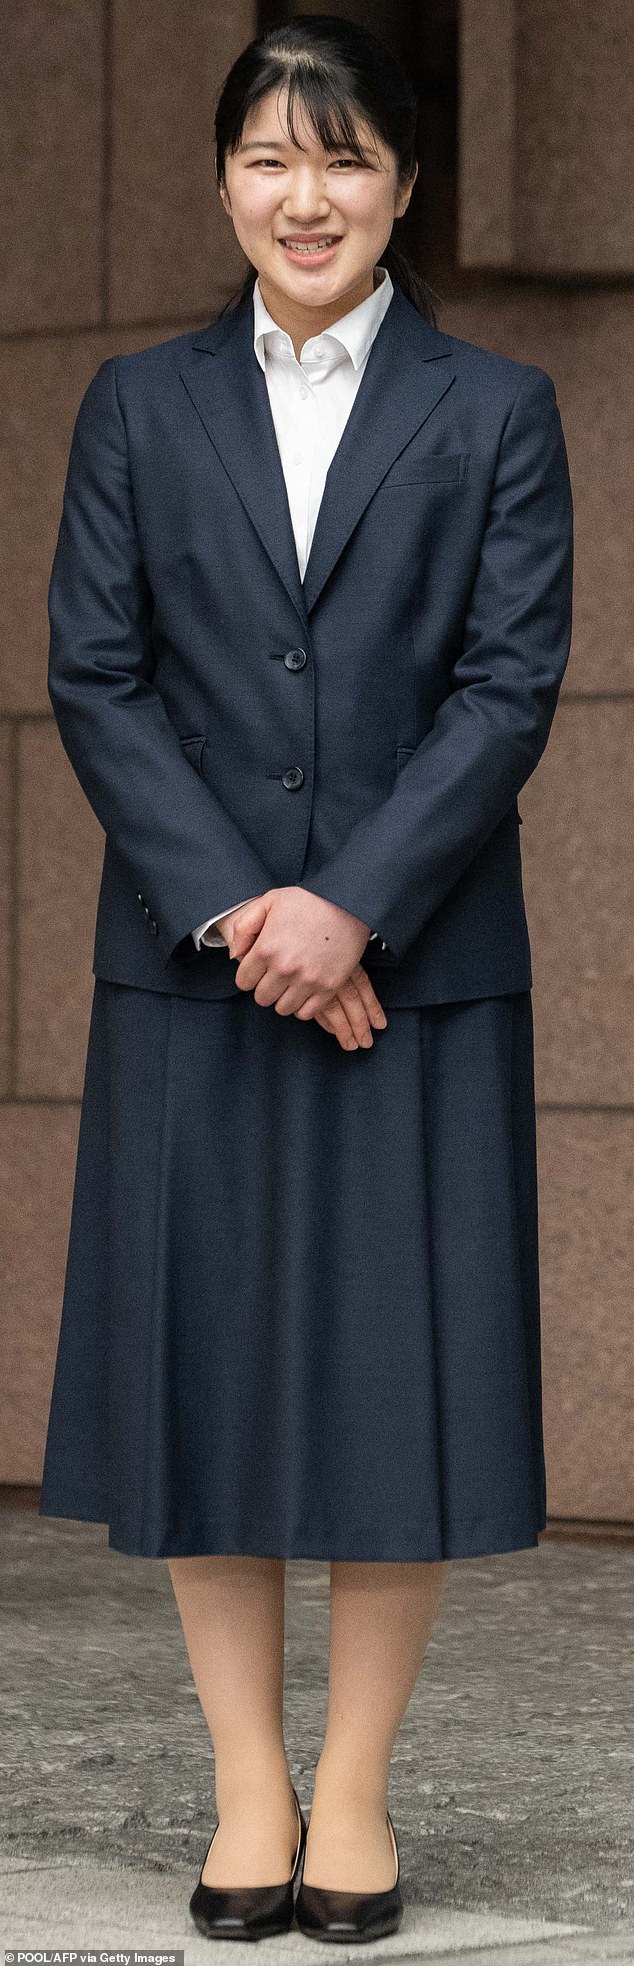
[193,262,394,951]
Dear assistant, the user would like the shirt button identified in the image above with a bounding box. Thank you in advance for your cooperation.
[292,452,303,465]
[299,385,308,399]
[313,344,323,356]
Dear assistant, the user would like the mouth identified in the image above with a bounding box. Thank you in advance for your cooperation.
[278,235,342,261]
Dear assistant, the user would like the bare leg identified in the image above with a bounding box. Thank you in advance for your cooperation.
[303,1559,447,1890]
[168,1554,298,1885]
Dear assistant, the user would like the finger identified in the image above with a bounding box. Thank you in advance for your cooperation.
[294,996,365,1052]
[318,996,360,1050]
[293,989,353,1033]
[298,989,373,1048]
[350,965,388,1028]
[298,971,386,1034]
[336,980,376,1047]
[243,967,319,1016]
[293,993,331,1021]
[292,992,358,1046]
[234,953,271,994]
[275,982,337,1020]
[228,921,262,957]
[309,1002,352,1040]
[230,913,269,960]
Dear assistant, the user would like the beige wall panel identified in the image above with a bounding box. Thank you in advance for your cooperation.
[110,0,255,323]
[0,318,211,716]
[438,286,634,696]
[0,1103,80,1483]
[516,0,634,275]
[0,724,12,1096]
[458,0,515,268]
[0,0,103,335]
[538,1112,634,1520]
[459,0,634,276]
[18,721,103,1100]
[522,703,634,1106]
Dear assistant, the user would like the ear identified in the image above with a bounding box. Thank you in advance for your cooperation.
[396,159,418,219]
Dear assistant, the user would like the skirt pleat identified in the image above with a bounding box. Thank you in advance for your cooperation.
[39,979,547,1560]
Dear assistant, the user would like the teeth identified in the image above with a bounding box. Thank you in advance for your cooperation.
[282,237,338,254]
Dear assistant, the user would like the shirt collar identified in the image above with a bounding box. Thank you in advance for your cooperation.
[252,263,394,374]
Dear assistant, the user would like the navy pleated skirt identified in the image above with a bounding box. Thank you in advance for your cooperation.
[38,978,547,1561]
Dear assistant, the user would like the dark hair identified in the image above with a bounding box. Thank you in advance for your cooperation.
[212,12,439,326]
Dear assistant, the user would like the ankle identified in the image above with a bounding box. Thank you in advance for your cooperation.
[312,1752,389,1818]
[215,1751,295,1817]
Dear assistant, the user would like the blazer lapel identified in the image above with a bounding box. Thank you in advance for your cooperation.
[180,281,456,624]
[182,295,309,627]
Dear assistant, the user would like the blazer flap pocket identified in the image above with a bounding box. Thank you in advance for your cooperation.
[381,452,468,489]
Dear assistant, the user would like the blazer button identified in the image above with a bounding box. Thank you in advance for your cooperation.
[283,647,307,670]
[282,765,304,790]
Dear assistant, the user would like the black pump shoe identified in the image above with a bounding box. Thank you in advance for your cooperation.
[295,1809,403,1943]
[189,1785,307,1941]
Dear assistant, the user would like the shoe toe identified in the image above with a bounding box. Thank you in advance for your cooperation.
[295,1881,403,1942]
[294,1811,403,1943]
[189,1786,307,1939]
[190,1877,294,1939]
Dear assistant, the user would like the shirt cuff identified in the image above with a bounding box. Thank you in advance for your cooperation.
[191,899,258,951]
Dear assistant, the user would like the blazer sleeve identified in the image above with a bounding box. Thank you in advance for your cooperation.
[296,367,574,962]
[47,356,274,968]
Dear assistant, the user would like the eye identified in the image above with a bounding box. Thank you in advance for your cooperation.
[248,155,362,169]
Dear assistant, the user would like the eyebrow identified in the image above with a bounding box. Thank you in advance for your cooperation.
[238,138,370,153]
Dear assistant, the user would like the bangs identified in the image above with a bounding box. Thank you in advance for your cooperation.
[230,60,381,165]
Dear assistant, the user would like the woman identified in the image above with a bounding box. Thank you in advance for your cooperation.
[38,13,574,1945]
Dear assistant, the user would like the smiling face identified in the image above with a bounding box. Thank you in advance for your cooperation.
[218,84,417,350]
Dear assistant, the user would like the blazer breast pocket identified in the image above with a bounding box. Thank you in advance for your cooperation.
[378,452,469,491]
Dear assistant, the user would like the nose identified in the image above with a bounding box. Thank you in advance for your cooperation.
[279,165,337,216]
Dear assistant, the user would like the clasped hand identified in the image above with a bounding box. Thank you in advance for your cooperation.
[213,889,387,1051]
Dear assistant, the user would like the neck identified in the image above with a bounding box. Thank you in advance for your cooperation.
[257,265,381,360]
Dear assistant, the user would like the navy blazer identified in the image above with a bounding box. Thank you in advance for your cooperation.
[47,279,574,1008]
